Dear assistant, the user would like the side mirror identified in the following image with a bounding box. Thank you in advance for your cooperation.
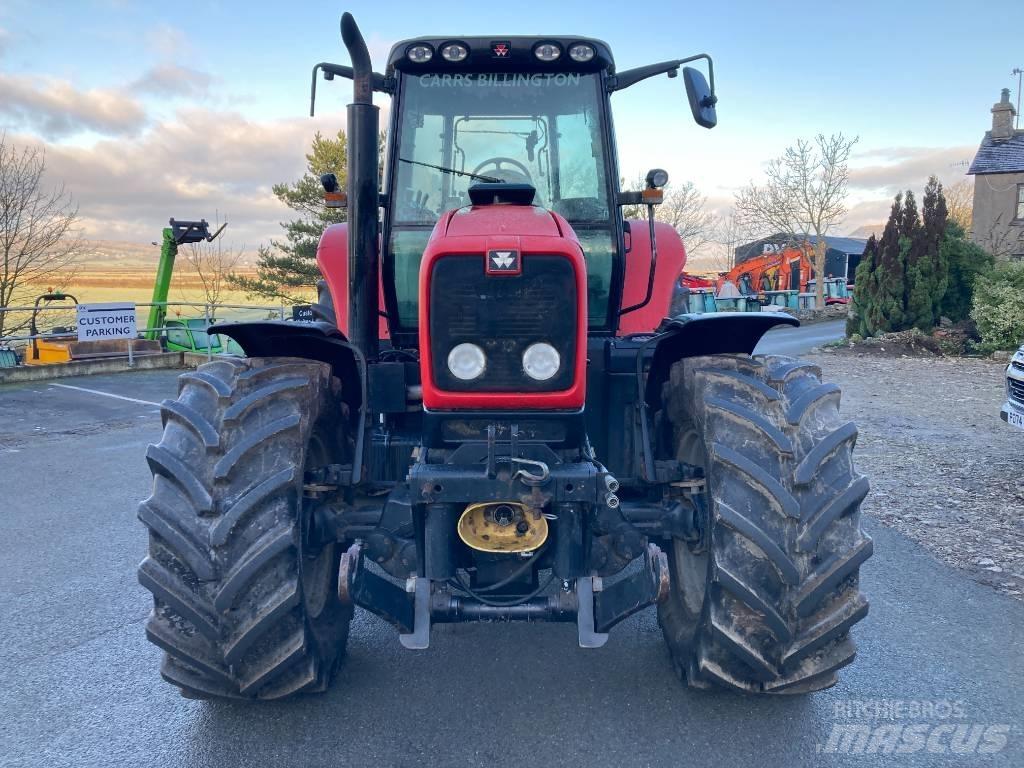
[682,66,717,129]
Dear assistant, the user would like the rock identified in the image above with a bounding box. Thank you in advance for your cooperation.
[975,557,995,566]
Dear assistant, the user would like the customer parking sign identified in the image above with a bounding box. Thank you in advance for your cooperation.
[76,302,137,341]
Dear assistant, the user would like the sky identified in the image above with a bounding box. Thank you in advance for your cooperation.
[1,0,1021,251]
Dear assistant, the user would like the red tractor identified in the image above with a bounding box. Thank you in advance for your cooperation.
[138,13,871,699]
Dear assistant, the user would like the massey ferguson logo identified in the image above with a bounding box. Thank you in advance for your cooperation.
[486,249,520,275]
[491,41,510,58]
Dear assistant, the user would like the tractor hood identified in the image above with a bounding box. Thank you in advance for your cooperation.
[418,200,588,410]
[438,203,569,240]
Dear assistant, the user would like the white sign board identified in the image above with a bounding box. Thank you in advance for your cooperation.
[76,302,137,342]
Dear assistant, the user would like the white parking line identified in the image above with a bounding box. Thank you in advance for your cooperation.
[49,383,161,407]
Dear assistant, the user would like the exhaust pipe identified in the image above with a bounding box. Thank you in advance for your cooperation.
[340,12,379,361]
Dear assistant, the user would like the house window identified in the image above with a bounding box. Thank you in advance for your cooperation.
[1017,184,1024,221]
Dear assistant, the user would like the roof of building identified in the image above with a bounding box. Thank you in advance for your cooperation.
[807,235,868,254]
[735,234,867,262]
[968,130,1024,175]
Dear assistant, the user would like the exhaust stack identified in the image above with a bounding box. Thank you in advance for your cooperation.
[340,12,379,360]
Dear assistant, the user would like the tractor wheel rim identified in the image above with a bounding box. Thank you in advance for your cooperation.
[300,430,336,619]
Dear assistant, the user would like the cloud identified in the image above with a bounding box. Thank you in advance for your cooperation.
[130,64,212,99]
[366,34,396,65]
[145,22,192,59]
[0,73,147,139]
[848,144,976,195]
[0,58,217,141]
[9,106,350,245]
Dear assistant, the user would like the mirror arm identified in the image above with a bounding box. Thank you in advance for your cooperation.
[310,62,392,116]
[609,53,715,95]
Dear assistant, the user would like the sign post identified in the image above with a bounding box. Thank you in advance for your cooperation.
[292,304,315,322]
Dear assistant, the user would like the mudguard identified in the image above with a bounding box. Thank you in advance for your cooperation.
[643,312,798,407]
[210,320,363,411]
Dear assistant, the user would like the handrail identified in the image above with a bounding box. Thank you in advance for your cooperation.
[0,300,294,363]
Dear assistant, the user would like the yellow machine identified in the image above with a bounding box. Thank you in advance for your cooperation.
[24,292,159,365]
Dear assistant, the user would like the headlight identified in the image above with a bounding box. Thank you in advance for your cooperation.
[533,42,561,62]
[568,43,595,63]
[406,44,434,64]
[440,42,469,62]
[646,168,669,189]
[448,343,486,380]
[522,342,560,381]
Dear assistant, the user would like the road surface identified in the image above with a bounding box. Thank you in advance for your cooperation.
[755,318,846,356]
[2,362,1021,768]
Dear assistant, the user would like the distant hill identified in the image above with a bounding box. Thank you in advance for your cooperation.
[846,224,884,240]
[76,240,159,270]
[77,239,258,270]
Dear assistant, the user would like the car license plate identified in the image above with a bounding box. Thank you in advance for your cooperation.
[1008,409,1024,430]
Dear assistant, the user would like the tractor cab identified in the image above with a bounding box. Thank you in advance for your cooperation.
[311,33,719,346]
[382,38,620,333]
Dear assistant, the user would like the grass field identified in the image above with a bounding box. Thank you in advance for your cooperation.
[2,267,315,341]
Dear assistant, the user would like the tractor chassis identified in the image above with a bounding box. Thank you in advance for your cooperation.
[338,540,670,649]
[320,444,692,649]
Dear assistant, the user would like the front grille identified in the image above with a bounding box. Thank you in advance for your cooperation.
[429,254,577,392]
[1009,376,1024,405]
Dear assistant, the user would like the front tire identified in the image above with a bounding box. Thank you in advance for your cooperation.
[137,357,352,699]
[657,354,872,693]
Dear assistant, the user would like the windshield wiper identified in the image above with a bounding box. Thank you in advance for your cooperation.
[399,157,502,183]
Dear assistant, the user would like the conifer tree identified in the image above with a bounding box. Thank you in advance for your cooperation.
[850,181,955,337]
[849,234,878,337]
[865,194,907,334]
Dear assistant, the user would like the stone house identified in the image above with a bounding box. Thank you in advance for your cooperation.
[967,89,1024,259]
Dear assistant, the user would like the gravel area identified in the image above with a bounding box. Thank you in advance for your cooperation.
[809,349,1024,599]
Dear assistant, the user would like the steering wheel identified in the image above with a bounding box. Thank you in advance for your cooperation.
[471,157,533,185]
[399,189,435,222]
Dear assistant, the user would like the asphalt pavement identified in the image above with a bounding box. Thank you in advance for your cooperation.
[755,318,846,355]
[2,327,1022,767]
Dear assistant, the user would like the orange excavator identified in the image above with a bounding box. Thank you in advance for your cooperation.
[716,246,811,296]
[676,245,850,307]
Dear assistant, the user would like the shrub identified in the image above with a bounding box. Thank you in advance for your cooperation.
[940,222,995,323]
[970,261,1024,352]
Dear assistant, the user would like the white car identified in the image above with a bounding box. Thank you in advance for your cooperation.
[1003,344,1024,430]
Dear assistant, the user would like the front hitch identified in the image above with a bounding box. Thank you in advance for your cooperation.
[338,541,670,650]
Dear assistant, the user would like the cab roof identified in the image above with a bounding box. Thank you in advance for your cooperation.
[386,36,614,76]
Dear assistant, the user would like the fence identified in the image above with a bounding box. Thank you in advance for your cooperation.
[0,300,288,367]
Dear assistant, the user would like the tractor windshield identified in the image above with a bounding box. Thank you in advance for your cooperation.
[388,72,616,329]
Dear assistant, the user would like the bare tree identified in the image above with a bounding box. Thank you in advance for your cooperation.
[0,135,83,338]
[710,209,751,273]
[944,178,973,232]
[975,212,1024,260]
[735,133,857,308]
[181,235,244,314]
[622,176,717,258]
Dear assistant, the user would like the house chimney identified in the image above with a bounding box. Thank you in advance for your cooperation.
[991,87,1016,140]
